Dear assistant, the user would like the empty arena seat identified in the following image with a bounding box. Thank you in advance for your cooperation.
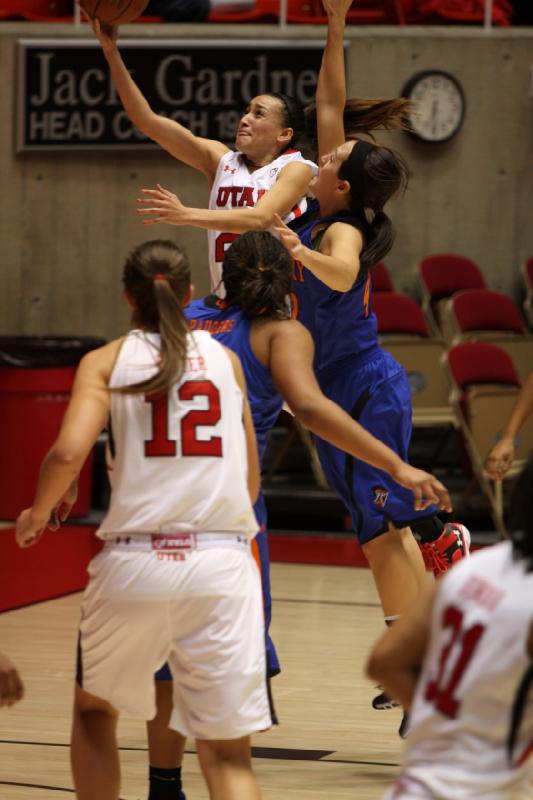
[418,253,487,336]
[0,0,71,19]
[372,293,455,429]
[208,0,405,24]
[441,289,533,381]
[404,0,513,26]
[372,261,395,293]
[445,341,533,535]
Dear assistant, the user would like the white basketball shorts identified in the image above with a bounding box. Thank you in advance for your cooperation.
[78,534,272,740]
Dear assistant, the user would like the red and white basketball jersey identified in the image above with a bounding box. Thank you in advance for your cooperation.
[399,541,533,799]
[97,330,258,540]
[207,148,317,292]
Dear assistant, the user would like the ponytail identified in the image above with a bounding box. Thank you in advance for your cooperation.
[118,240,191,396]
[223,232,292,320]
[361,211,395,274]
[304,97,413,157]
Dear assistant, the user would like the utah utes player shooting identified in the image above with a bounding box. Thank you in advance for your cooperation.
[87,15,316,294]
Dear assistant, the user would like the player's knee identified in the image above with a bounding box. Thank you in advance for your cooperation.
[74,683,118,718]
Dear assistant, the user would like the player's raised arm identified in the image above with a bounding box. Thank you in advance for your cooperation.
[137,161,314,233]
[87,16,228,182]
[316,0,353,158]
[268,320,451,512]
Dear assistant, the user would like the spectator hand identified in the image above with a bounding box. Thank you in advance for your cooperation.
[485,437,515,480]
[137,184,190,226]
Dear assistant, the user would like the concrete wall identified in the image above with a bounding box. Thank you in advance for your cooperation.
[1,22,532,340]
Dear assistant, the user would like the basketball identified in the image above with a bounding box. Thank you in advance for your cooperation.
[80,0,150,25]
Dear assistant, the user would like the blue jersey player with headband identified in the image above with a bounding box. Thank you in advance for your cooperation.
[274,0,470,728]
[147,231,452,797]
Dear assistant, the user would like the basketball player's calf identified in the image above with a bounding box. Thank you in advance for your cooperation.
[372,515,470,730]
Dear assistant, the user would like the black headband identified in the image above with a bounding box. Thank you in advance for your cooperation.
[344,139,374,199]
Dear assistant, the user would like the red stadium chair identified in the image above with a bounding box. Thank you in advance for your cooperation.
[0,0,71,19]
[372,261,395,293]
[209,0,405,24]
[405,0,513,27]
[291,0,405,24]
[208,0,279,22]
[441,289,533,382]
[418,253,487,337]
[373,293,456,429]
[445,341,533,535]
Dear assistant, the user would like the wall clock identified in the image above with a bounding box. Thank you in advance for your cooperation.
[401,70,466,143]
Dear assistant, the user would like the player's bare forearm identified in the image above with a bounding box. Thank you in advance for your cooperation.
[102,40,226,178]
[316,0,350,155]
[501,372,533,439]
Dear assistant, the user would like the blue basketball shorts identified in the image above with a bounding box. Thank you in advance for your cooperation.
[315,351,438,544]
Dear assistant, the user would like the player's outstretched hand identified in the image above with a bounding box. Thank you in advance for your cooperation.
[392,464,452,513]
[77,3,118,53]
[15,508,48,548]
[137,184,189,226]
[484,437,514,481]
[0,652,24,708]
[272,214,307,263]
[322,0,354,20]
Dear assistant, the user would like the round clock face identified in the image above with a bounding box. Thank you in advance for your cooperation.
[402,70,465,143]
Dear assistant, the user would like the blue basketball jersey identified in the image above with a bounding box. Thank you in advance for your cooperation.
[186,297,283,463]
[290,210,439,541]
[184,296,282,676]
[291,212,380,380]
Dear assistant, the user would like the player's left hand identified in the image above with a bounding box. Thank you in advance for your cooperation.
[272,214,307,263]
[136,184,188,226]
[392,465,452,513]
[15,508,48,548]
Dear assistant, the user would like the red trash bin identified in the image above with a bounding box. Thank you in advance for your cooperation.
[0,336,106,520]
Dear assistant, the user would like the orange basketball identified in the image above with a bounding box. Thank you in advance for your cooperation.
[80,0,150,24]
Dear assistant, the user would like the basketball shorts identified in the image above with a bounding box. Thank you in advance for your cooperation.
[315,351,438,544]
[155,493,280,682]
[77,534,272,740]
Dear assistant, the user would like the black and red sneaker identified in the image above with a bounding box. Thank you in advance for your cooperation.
[420,522,471,577]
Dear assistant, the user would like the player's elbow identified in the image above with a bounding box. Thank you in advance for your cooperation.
[289,394,323,427]
[46,444,84,474]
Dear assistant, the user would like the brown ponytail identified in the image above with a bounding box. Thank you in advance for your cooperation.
[118,240,191,396]
[304,97,413,157]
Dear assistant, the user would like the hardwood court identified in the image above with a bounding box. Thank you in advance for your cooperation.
[0,563,405,799]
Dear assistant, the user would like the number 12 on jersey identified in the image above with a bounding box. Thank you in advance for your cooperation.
[144,380,222,458]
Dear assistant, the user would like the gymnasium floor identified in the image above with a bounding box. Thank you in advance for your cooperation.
[0,563,405,800]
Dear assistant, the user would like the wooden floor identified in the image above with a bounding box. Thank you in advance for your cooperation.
[0,563,405,799]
